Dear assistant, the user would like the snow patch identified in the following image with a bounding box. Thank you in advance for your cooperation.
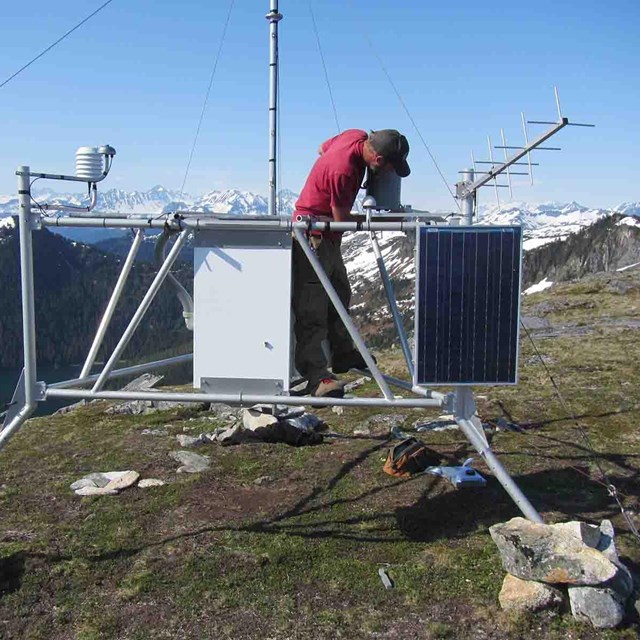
[0,216,15,230]
[616,216,640,228]
[524,277,554,295]
[523,236,563,251]
[617,261,640,272]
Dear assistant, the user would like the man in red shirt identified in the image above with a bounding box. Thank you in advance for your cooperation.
[293,128,410,398]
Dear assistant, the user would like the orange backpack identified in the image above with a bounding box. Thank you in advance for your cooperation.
[383,437,441,478]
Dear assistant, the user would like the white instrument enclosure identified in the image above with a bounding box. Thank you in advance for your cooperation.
[193,227,292,396]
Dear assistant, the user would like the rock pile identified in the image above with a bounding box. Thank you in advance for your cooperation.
[490,517,636,628]
[70,470,140,496]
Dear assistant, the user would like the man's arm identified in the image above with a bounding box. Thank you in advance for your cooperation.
[331,205,354,222]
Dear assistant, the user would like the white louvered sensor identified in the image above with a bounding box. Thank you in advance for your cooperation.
[75,145,116,181]
[75,147,103,180]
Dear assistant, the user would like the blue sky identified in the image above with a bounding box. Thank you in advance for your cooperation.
[0,0,638,211]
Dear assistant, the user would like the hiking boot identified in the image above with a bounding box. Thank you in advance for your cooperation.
[308,377,346,399]
[331,351,376,374]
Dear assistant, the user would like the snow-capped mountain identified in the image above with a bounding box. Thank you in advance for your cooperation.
[613,202,640,218]
[1,185,638,283]
[190,188,298,215]
[477,201,613,249]
[0,186,299,218]
[0,186,299,243]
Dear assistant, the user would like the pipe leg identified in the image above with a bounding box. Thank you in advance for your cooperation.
[92,230,189,392]
[0,404,36,452]
[454,386,542,523]
[293,227,393,400]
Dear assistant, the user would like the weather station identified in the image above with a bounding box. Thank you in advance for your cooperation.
[1,1,595,527]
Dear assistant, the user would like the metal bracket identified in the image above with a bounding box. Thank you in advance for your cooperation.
[2,369,46,430]
[30,212,43,231]
[456,180,472,198]
[35,381,46,401]
[441,392,456,414]
[453,386,488,447]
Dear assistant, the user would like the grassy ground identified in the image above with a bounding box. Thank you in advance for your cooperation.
[1,269,640,639]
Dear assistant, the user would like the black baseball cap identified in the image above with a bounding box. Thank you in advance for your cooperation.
[369,129,411,177]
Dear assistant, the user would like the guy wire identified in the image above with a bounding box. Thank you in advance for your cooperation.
[516,320,640,542]
[179,0,235,196]
[0,0,117,91]
[308,1,341,134]
[346,0,460,211]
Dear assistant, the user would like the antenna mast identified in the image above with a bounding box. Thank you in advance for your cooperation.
[266,1,283,216]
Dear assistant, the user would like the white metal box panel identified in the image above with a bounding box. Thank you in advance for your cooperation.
[193,229,292,395]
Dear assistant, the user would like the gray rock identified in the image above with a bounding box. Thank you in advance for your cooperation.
[243,407,279,431]
[70,472,111,490]
[212,423,244,445]
[140,428,169,437]
[551,521,601,548]
[498,574,564,613]
[353,427,371,437]
[70,477,97,491]
[208,402,238,418]
[521,316,552,330]
[106,399,154,415]
[607,561,634,599]
[344,376,370,392]
[176,434,204,447]
[104,470,139,492]
[54,400,88,415]
[568,586,624,628]
[254,476,273,486]
[597,519,618,562]
[107,394,208,416]
[75,486,119,496]
[121,373,163,392]
[331,406,345,415]
[154,400,208,412]
[169,450,210,473]
[138,478,165,488]
[489,517,619,586]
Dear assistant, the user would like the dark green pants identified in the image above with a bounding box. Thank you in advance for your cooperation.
[292,235,354,385]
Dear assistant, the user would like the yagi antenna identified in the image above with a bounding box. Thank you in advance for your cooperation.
[460,86,594,223]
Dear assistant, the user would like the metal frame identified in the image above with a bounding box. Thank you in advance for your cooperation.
[0,0,549,524]
[1,174,542,523]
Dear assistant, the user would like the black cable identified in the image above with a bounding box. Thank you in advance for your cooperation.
[28,178,49,218]
[179,0,235,196]
[0,0,117,91]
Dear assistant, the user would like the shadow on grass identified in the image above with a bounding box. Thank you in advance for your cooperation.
[11,440,639,570]
[86,455,638,567]
[395,467,633,543]
[0,552,26,598]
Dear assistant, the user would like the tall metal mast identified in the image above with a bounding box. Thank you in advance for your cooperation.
[266,1,283,216]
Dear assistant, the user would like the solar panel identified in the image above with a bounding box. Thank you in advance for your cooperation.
[414,226,522,385]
